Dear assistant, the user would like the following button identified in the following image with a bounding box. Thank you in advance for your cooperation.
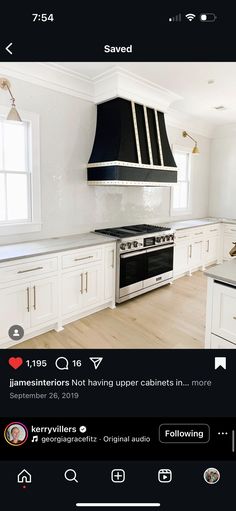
[159,423,210,444]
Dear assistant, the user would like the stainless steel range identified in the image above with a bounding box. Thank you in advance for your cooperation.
[95,224,175,303]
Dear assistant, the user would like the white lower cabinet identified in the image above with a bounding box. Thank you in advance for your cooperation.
[0,277,58,342]
[174,239,190,277]
[104,245,116,301]
[174,224,221,278]
[80,264,104,311]
[0,283,31,340]
[189,239,204,270]
[211,281,236,343]
[30,277,58,328]
[205,235,219,264]
[62,263,104,318]
[205,278,236,348]
[0,242,116,346]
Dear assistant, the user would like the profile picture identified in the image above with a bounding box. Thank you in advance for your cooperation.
[4,422,28,446]
[203,467,220,485]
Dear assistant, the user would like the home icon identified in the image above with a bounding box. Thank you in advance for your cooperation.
[17,469,32,484]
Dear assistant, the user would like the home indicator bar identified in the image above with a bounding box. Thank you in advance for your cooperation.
[76,504,161,508]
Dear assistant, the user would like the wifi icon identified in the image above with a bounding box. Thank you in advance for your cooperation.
[185,13,196,21]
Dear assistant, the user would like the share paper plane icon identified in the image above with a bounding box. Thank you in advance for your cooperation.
[89,357,103,370]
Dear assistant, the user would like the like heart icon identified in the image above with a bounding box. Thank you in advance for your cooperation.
[8,357,23,370]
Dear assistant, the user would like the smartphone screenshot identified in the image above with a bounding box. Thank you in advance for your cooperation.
[0,4,235,509]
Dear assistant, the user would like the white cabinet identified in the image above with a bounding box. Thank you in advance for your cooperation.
[62,270,82,317]
[205,278,236,348]
[61,243,116,322]
[0,277,58,342]
[223,224,236,260]
[174,238,190,277]
[0,241,116,347]
[204,224,220,265]
[30,277,58,328]
[80,263,104,311]
[0,283,31,340]
[104,245,116,301]
[189,239,204,270]
[212,281,236,343]
[174,223,221,278]
[62,264,103,317]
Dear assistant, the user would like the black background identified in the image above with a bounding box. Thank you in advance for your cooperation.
[0,417,235,461]
[0,2,235,60]
[1,350,234,417]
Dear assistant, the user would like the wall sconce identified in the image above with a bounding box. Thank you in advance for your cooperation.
[0,78,22,122]
[182,130,199,154]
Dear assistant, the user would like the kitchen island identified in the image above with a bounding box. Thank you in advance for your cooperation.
[205,260,236,348]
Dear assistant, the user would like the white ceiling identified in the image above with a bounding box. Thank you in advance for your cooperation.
[50,62,236,126]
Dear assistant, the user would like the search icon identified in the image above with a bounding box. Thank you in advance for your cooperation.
[55,357,69,370]
[64,469,78,483]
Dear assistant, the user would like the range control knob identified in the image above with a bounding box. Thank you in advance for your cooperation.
[156,237,161,243]
[120,243,126,250]
[127,242,132,249]
[133,241,139,248]
[166,235,170,242]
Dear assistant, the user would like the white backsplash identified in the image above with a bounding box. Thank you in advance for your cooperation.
[0,77,211,245]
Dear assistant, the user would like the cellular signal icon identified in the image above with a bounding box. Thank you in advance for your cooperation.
[185,13,196,21]
[169,13,182,22]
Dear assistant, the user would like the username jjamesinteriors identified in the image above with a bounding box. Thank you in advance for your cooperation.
[9,378,176,388]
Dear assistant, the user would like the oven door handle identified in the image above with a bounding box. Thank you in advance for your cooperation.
[146,243,175,253]
[120,250,145,259]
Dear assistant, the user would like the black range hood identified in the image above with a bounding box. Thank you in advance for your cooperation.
[87,97,177,186]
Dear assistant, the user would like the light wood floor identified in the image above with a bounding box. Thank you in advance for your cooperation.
[13,271,206,349]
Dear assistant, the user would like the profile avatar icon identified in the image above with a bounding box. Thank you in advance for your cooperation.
[203,467,220,484]
[4,422,28,446]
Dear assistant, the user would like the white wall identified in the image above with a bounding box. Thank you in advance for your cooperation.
[209,125,236,219]
[0,77,211,245]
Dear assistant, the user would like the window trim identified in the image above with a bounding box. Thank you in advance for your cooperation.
[170,144,192,217]
[0,106,41,235]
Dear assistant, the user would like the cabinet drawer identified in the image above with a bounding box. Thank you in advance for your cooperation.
[191,228,205,238]
[224,224,236,235]
[0,257,58,283]
[206,224,220,236]
[212,281,236,343]
[175,230,191,241]
[62,247,103,269]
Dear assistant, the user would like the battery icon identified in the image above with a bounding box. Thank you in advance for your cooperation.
[200,13,217,22]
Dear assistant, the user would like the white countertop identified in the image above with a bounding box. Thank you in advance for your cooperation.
[0,233,115,263]
[205,259,236,286]
[1,217,236,264]
[165,217,236,231]
[165,217,221,230]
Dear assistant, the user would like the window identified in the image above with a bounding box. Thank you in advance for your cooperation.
[170,147,191,215]
[0,107,41,234]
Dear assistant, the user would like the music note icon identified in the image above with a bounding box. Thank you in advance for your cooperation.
[31,435,38,443]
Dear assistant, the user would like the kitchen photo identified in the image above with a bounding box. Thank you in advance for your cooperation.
[0,61,235,350]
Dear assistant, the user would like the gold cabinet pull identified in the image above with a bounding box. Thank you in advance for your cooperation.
[18,266,43,274]
[85,272,88,293]
[26,287,30,312]
[74,256,93,262]
[33,285,36,310]
[207,240,210,252]
[80,273,83,294]
[189,244,192,258]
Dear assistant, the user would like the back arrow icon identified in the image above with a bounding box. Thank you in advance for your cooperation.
[6,43,13,55]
